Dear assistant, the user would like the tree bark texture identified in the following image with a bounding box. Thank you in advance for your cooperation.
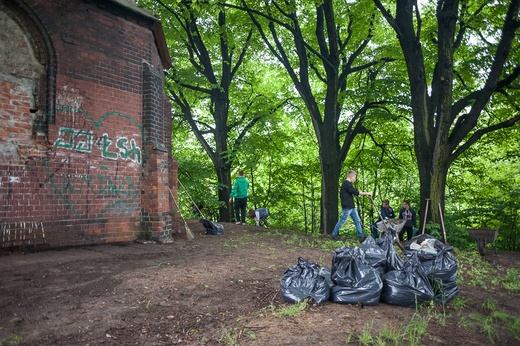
[376,0,520,229]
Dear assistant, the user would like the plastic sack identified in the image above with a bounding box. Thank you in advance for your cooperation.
[403,234,447,260]
[360,236,387,276]
[380,253,435,307]
[280,257,332,304]
[330,246,383,306]
[376,229,404,273]
[404,234,459,302]
[199,219,224,235]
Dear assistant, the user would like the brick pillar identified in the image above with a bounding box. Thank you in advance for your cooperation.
[141,61,172,242]
[169,156,180,234]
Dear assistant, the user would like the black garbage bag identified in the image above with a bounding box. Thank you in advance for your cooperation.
[376,229,404,273]
[318,266,334,289]
[330,246,383,306]
[199,219,224,235]
[280,257,332,304]
[381,253,435,307]
[403,234,459,302]
[419,247,458,302]
[360,236,387,276]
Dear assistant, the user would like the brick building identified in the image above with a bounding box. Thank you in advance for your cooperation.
[0,0,178,249]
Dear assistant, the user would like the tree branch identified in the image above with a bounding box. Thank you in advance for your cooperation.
[450,113,520,165]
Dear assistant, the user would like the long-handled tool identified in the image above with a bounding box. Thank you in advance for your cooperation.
[368,196,405,250]
[438,203,448,244]
[421,198,430,234]
[168,186,195,240]
[368,195,388,232]
[178,179,206,219]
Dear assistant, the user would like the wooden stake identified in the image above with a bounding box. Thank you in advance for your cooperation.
[421,198,430,234]
[438,203,448,244]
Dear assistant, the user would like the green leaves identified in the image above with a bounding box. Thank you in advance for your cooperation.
[137,0,519,247]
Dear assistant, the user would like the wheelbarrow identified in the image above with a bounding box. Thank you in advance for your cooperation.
[376,219,407,250]
[467,228,499,256]
[376,218,407,234]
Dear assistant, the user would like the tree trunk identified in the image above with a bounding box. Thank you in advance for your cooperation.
[215,165,232,222]
[429,178,446,231]
[318,139,342,234]
[416,146,433,231]
[385,0,455,230]
[213,91,232,222]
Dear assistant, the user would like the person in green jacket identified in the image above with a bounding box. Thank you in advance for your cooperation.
[229,170,250,225]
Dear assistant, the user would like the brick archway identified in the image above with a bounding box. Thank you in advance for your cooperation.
[0,0,56,162]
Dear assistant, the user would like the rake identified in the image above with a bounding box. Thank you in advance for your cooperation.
[178,179,206,219]
[168,186,195,241]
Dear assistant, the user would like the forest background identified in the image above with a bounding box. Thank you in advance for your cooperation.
[135,0,519,252]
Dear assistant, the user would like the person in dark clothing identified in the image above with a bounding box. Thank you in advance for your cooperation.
[229,170,249,225]
[371,199,396,238]
[331,170,372,242]
[398,199,417,242]
[248,207,269,227]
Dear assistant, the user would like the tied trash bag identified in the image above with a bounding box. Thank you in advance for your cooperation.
[200,219,224,235]
[376,229,404,273]
[330,246,383,306]
[419,247,458,302]
[360,236,387,276]
[404,235,459,302]
[280,257,332,304]
[381,253,435,307]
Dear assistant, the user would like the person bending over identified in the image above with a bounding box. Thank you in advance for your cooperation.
[248,208,269,227]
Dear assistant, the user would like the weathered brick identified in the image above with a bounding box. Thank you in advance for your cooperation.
[0,0,176,248]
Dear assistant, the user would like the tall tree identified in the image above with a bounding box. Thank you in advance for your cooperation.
[374,0,520,225]
[235,0,394,233]
[139,0,281,221]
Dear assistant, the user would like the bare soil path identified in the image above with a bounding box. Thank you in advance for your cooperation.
[1,220,519,345]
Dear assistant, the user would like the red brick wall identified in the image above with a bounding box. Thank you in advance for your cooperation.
[0,0,176,249]
[0,80,35,163]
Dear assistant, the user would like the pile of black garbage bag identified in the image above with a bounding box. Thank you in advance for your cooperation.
[280,231,458,307]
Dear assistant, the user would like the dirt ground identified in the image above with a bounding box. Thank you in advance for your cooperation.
[1,220,519,345]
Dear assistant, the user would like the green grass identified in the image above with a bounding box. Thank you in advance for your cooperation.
[509,317,520,342]
[271,299,308,318]
[456,299,518,344]
[503,268,520,291]
[451,296,469,310]
[0,334,23,346]
[217,327,238,345]
[353,309,432,346]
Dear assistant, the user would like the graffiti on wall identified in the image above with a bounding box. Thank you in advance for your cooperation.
[44,105,144,220]
[54,128,141,164]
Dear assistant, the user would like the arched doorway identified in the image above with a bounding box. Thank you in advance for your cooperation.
[0,0,55,162]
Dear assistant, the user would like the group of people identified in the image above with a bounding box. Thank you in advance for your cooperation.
[371,199,417,242]
[228,170,269,227]
[228,169,417,241]
[331,170,417,242]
